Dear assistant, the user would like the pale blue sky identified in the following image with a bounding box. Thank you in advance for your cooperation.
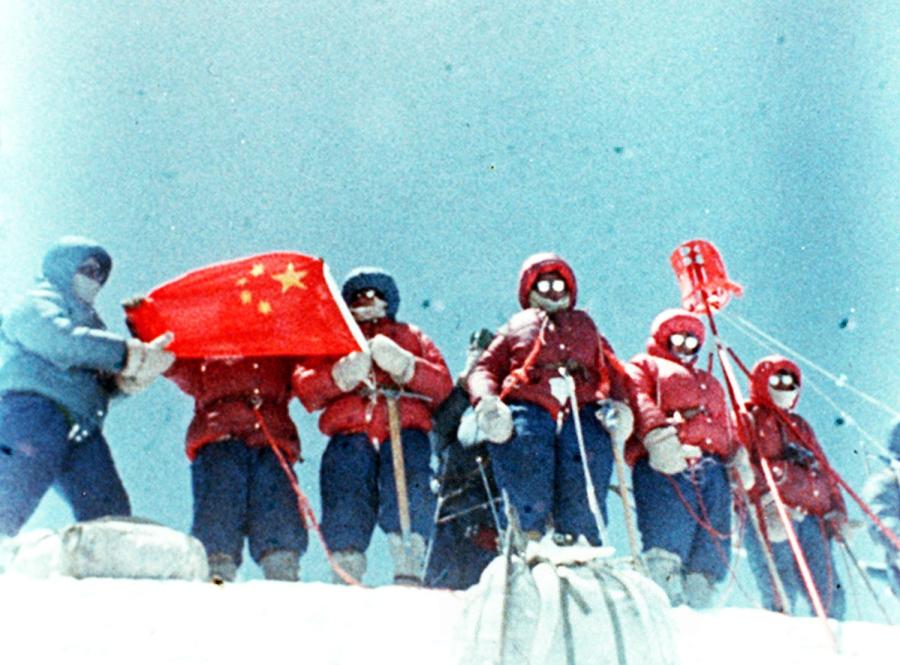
[0,2,897,608]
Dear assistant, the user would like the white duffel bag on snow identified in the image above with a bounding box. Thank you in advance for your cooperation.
[1,517,208,581]
[457,539,678,665]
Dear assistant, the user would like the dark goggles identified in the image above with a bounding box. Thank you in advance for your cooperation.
[535,278,567,295]
[669,332,700,352]
[351,288,384,303]
[76,260,108,284]
[768,372,798,389]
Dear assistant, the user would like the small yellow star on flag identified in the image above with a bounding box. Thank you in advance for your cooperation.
[272,262,308,293]
[236,277,248,287]
[250,264,266,277]
[258,300,272,315]
[240,290,253,305]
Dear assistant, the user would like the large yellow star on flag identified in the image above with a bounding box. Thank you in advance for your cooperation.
[272,262,308,293]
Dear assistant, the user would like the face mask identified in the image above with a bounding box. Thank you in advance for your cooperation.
[768,386,798,410]
[528,291,570,312]
[674,351,699,365]
[351,297,388,322]
[72,273,102,304]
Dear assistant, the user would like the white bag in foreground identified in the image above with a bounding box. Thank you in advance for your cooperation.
[3,517,208,581]
[458,539,679,665]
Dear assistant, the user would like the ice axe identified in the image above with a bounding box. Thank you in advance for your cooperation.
[386,395,419,579]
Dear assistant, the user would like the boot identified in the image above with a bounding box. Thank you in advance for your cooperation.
[259,549,300,582]
[643,547,684,606]
[387,533,426,586]
[683,571,717,609]
[207,552,237,583]
[331,549,366,584]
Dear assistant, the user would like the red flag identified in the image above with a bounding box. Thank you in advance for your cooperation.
[124,252,365,358]
[670,239,743,314]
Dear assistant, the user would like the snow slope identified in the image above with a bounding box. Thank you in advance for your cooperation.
[0,575,895,665]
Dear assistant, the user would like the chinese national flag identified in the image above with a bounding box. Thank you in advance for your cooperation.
[124,253,366,358]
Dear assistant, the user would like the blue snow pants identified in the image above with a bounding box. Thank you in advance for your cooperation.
[426,520,496,590]
[489,402,614,545]
[0,392,130,536]
[320,429,435,552]
[745,513,846,619]
[190,438,308,565]
[632,455,732,581]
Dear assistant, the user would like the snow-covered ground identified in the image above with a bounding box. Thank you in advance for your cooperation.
[0,575,895,665]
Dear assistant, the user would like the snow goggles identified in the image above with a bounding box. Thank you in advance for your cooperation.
[768,372,798,389]
[669,333,700,351]
[350,288,384,303]
[535,278,567,294]
[76,259,108,284]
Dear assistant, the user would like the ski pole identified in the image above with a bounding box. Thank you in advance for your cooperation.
[838,537,894,624]
[739,484,789,612]
[604,406,644,570]
[477,455,503,537]
[561,369,608,545]
[420,490,445,583]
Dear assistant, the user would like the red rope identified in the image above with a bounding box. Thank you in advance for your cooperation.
[770,407,900,552]
[253,410,363,586]
[499,313,549,401]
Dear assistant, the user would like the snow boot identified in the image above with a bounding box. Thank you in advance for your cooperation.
[642,547,684,606]
[207,552,237,583]
[259,549,299,582]
[331,549,366,584]
[683,571,717,609]
[388,532,426,586]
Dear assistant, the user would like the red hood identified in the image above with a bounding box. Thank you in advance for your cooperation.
[517,253,577,309]
[749,355,802,409]
[646,308,706,362]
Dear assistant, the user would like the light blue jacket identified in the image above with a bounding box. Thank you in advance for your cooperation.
[0,237,127,430]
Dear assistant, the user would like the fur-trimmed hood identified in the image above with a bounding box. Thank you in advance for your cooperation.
[340,267,400,320]
[749,354,802,410]
[646,308,706,362]
[517,253,577,309]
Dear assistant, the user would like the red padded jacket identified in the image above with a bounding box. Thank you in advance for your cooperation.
[467,253,625,420]
[293,318,452,444]
[166,356,301,463]
[624,309,733,466]
[745,355,845,517]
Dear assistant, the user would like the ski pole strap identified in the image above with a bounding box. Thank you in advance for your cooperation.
[252,409,363,586]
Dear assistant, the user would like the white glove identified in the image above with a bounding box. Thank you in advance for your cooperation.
[645,426,701,475]
[475,395,514,444]
[369,334,415,384]
[116,332,176,395]
[596,399,634,445]
[760,494,801,543]
[331,350,372,392]
[730,446,756,491]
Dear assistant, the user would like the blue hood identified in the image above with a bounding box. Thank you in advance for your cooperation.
[341,267,400,319]
[41,236,112,294]
[890,421,900,459]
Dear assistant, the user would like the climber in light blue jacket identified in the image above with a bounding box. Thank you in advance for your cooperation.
[0,236,174,536]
